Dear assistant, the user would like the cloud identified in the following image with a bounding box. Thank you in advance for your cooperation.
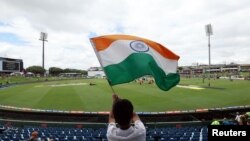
[0,0,250,70]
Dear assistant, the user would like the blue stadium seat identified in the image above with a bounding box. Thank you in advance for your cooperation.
[0,125,208,141]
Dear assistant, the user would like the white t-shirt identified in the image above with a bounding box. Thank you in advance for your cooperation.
[107,120,146,141]
[235,115,241,122]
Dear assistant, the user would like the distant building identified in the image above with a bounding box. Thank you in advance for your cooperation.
[239,64,250,72]
[178,63,250,77]
[87,67,105,78]
[0,57,23,74]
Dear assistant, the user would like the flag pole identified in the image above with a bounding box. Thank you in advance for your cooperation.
[89,38,116,94]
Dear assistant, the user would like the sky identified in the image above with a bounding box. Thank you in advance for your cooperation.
[0,0,250,70]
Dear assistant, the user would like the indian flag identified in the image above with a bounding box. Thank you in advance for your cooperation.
[90,34,180,91]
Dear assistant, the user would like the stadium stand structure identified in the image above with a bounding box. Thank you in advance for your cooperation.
[0,124,208,141]
[0,106,249,141]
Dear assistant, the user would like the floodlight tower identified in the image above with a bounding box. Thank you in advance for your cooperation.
[39,32,48,70]
[205,24,213,87]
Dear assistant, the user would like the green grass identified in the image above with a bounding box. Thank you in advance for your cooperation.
[0,78,250,112]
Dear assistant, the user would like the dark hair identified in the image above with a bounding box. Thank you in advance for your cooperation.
[112,99,133,126]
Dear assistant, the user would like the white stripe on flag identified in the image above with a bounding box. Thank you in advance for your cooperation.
[98,40,178,74]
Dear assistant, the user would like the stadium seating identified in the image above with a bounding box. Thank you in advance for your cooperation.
[0,124,208,141]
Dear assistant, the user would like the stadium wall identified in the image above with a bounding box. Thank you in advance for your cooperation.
[1,106,249,124]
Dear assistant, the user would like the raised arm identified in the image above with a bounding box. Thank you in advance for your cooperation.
[132,112,140,122]
[109,94,120,123]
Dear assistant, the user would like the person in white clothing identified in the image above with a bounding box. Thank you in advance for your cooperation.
[107,94,146,141]
[235,112,241,123]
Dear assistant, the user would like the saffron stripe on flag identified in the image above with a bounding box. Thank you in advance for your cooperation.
[91,34,180,60]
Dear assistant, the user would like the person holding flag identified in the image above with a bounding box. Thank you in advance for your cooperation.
[107,94,146,141]
[90,34,180,140]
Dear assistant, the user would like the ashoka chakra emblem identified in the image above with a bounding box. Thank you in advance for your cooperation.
[130,41,149,52]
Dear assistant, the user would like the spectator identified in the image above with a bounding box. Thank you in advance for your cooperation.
[238,114,248,125]
[247,118,250,125]
[27,131,40,141]
[235,112,241,123]
[222,117,230,125]
[4,121,12,128]
[107,94,146,141]
[222,117,237,125]
[211,120,220,125]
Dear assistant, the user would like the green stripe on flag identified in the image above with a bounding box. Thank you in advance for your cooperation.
[104,53,180,91]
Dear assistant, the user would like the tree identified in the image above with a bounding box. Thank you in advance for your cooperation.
[26,66,45,75]
[49,67,63,76]
[81,70,87,75]
[63,68,87,75]
[178,67,183,72]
